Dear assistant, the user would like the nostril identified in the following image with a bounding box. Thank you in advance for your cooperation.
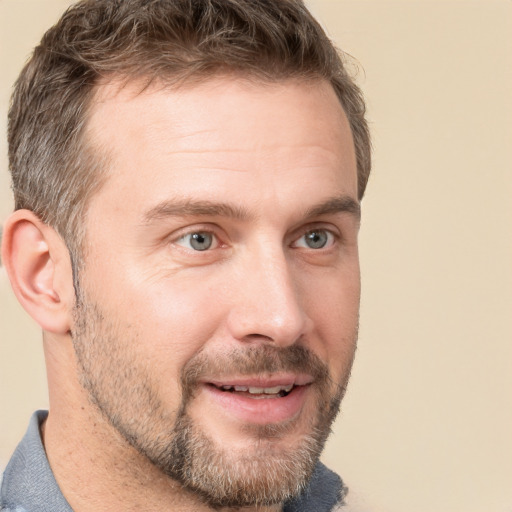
[241,333,274,343]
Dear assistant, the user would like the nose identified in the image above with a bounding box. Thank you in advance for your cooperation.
[226,248,312,347]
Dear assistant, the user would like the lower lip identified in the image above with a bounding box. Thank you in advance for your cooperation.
[202,384,310,425]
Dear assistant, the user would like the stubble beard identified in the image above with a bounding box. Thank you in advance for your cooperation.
[71,296,355,509]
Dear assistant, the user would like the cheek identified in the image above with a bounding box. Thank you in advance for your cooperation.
[122,277,227,360]
[80,266,227,405]
[302,267,360,378]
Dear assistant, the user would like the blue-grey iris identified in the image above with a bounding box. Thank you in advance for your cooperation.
[305,230,328,249]
[190,232,213,251]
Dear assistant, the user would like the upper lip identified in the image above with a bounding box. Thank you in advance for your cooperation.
[203,374,314,388]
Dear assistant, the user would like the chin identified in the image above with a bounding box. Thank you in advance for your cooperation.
[156,411,330,508]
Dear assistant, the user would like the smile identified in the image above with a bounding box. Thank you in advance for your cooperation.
[200,376,313,424]
[213,383,295,398]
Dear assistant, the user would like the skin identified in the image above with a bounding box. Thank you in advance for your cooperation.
[2,77,360,511]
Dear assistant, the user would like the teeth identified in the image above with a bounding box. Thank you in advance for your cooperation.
[248,385,294,394]
[217,384,295,394]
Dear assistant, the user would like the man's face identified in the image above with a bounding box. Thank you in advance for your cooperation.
[73,77,360,508]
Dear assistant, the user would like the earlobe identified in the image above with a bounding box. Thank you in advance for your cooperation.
[1,210,75,334]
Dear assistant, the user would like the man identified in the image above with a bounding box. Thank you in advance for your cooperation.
[0,0,371,510]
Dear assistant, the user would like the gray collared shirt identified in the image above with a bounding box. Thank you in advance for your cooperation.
[1,411,72,512]
[1,411,345,511]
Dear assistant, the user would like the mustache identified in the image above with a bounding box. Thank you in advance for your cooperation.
[180,344,330,402]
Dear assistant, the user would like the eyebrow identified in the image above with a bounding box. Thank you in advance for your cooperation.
[143,199,250,224]
[142,194,360,225]
[304,196,361,220]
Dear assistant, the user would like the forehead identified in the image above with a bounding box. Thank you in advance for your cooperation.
[85,76,357,218]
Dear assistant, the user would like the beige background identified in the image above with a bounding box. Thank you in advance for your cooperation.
[1,1,511,511]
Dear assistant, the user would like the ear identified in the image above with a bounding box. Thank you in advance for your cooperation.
[1,210,75,334]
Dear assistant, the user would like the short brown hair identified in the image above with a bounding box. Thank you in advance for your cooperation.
[8,0,371,256]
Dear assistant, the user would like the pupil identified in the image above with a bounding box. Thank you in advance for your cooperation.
[306,231,327,249]
[190,232,212,251]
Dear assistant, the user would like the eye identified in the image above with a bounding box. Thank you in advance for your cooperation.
[293,229,335,250]
[175,231,218,251]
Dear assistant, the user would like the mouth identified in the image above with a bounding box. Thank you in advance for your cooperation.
[200,376,313,425]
